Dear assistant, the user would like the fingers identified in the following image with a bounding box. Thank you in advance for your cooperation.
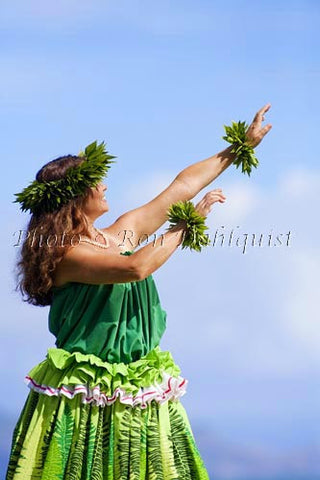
[204,190,226,204]
[253,103,271,124]
[260,103,271,115]
[261,123,272,136]
[195,189,227,216]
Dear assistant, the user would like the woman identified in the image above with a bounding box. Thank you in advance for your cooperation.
[6,104,271,479]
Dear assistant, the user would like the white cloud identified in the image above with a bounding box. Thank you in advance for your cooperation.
[279,167,320,198]
[280,248,320,350]
[123,166,320,377]
[205,180,263,227]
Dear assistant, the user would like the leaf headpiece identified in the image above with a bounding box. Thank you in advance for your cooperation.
[13,141,116,215]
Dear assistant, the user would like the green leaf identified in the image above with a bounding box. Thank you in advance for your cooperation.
[222,120,259,177]
[166,200,210,252]
[13,140,116,214]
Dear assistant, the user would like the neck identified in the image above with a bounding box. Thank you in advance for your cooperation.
[84,214,99,238]
[87,225,101,240]
[84,216,114,247]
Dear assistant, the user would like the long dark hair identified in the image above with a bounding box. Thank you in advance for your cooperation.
[15,155,92,306]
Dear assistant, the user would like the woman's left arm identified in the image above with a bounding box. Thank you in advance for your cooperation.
[106,104,272,245]
[177,103,272,194]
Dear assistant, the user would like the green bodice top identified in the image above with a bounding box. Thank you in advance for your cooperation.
[49,255,167,364]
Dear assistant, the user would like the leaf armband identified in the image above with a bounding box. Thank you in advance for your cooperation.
[166,200,210,252]
[222,120,259,177]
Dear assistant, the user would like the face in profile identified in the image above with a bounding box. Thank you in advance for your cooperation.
[82,182,109,219]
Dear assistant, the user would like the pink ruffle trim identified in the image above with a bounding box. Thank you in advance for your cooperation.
[24,371,188,409]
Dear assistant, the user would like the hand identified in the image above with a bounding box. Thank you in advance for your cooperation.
[195,189,226,217]
[245,103,272,148]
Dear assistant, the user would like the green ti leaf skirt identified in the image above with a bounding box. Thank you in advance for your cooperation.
[5,346,210,479]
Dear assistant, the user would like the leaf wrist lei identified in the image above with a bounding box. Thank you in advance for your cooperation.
[13,141,116,215]
[222,120,258,177]
[166,200,210,252]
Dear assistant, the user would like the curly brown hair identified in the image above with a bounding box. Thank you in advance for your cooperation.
[15,155,93,307]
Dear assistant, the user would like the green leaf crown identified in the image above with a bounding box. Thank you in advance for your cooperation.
[167,200,210,252]
[13,140,116,215]
[222,120,259,177]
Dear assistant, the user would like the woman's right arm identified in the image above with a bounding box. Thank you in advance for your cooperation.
[54,221,187,286]
[54,189,224,286]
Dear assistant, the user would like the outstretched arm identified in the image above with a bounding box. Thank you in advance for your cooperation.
[177,103,272,194]
[54,189,223,286]
[106,104,272,244]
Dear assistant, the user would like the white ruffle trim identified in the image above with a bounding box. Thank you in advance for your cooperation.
[24,372,188,409]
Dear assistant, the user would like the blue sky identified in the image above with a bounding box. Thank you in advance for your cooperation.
[1,1,319,478]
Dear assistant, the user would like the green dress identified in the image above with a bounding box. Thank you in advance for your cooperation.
[6,253,209,480]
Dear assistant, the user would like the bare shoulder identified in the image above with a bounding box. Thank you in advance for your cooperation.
[52,243,102,287]
[52,242,139,287]
[100,221,137,250]
[100,215,157,251]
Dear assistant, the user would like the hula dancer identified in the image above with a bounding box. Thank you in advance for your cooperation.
[6,104,271,479]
